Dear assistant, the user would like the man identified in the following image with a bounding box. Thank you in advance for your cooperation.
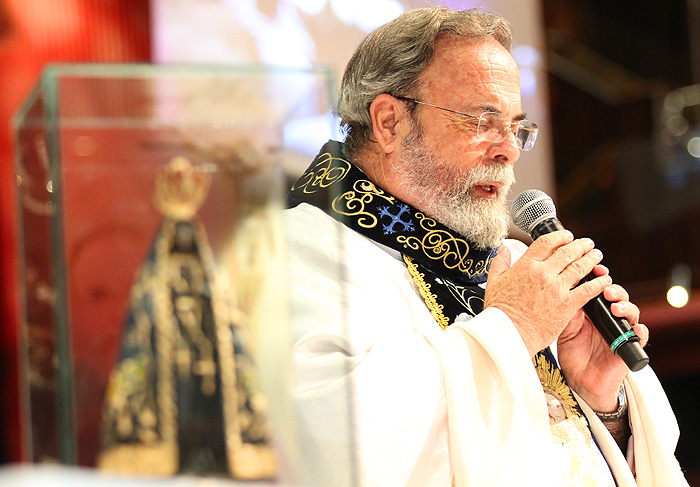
[286,7,687,486]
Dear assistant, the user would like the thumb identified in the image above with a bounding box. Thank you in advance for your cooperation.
[487,245,511,279]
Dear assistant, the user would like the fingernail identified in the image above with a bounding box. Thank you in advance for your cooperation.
[564,231,574,241]
[617,302,626,312]
[583,238,594,248]
[592,249,603,259]
[605,276,612,284]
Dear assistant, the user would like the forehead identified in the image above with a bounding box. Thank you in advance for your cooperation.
[418,36,521,114]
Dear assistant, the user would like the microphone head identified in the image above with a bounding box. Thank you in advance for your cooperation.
[511,189,558,236]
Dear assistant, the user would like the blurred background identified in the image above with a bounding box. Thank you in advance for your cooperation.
[0,0,699,483]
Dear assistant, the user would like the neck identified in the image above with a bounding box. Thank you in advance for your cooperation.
[352,143,421,214]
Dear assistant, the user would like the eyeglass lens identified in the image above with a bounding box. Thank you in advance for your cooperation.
[476,113,538,151]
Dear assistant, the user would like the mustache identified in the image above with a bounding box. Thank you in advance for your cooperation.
[464,162,516,187]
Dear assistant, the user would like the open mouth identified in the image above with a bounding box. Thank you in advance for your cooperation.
[474,182,502,195]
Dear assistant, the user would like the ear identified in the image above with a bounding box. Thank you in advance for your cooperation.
[369,94,410,154]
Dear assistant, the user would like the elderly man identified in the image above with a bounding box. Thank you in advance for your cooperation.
[286,6,687,486]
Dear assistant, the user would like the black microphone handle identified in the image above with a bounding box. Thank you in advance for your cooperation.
[530,218,649,372]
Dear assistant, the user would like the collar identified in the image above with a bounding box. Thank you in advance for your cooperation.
[288,140,497,285]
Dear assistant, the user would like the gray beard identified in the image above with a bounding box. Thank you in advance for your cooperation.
[398,127,515,249]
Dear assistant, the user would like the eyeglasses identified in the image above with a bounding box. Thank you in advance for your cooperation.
[396,96,539,151]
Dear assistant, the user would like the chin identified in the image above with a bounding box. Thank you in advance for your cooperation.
[434,196,510,250]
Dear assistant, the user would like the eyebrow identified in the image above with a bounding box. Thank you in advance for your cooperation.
[475,103,527,121]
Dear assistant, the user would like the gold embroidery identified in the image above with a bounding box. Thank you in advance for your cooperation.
[534,354,583,424]
[397,213,493,276]
[331,179,395,228]
[534,354,606,486]
[403,255,450,330]
[290,152,351,194]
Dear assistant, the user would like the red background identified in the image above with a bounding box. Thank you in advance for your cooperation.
[0,0,151,462]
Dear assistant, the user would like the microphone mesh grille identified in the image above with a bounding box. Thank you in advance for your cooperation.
[511,189,557,235]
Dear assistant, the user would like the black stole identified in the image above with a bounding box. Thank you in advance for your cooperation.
[288,140,496,329]
[288,141,609,478]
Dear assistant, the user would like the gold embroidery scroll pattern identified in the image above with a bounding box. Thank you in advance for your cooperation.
[290,152,351,194]
[403,255,450,330]
[397,213,491,277]
[332,179,395,229]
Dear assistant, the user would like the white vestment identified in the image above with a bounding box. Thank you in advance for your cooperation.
[287,202,688,487]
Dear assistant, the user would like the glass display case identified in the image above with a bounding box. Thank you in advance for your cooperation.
[13,63,341,485]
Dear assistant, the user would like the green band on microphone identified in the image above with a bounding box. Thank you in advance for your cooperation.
[610,331,636,354]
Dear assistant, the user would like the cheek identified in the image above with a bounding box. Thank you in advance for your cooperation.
[418,121,489,175]
[436,140,488,176]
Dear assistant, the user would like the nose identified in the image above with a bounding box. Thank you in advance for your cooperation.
[486,131,520,165]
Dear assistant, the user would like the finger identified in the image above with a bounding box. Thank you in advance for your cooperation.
[603,284,629,303]
[547,238,598,277]
[591,263,609,277]
[633,323,649,347]
[522,230,574,262]
[558,245,604,288]
[611,300,640,325]
[569,274,612,310]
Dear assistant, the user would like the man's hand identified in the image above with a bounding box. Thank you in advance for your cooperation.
[557,266,649,412]
[483,230,612,357]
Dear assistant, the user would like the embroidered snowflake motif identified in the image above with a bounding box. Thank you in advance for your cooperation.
[378,204,415,235]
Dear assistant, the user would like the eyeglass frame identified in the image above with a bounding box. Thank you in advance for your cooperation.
[394,96,539,151]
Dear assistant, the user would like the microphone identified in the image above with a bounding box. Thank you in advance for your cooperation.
[511,189,649,372]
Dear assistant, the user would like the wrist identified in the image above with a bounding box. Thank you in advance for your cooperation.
[594,385,628,423]
[594,385,631,453]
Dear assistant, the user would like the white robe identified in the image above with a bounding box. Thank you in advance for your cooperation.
[286,202,688,487]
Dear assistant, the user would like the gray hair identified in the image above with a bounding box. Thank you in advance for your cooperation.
[338,7,513,157]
